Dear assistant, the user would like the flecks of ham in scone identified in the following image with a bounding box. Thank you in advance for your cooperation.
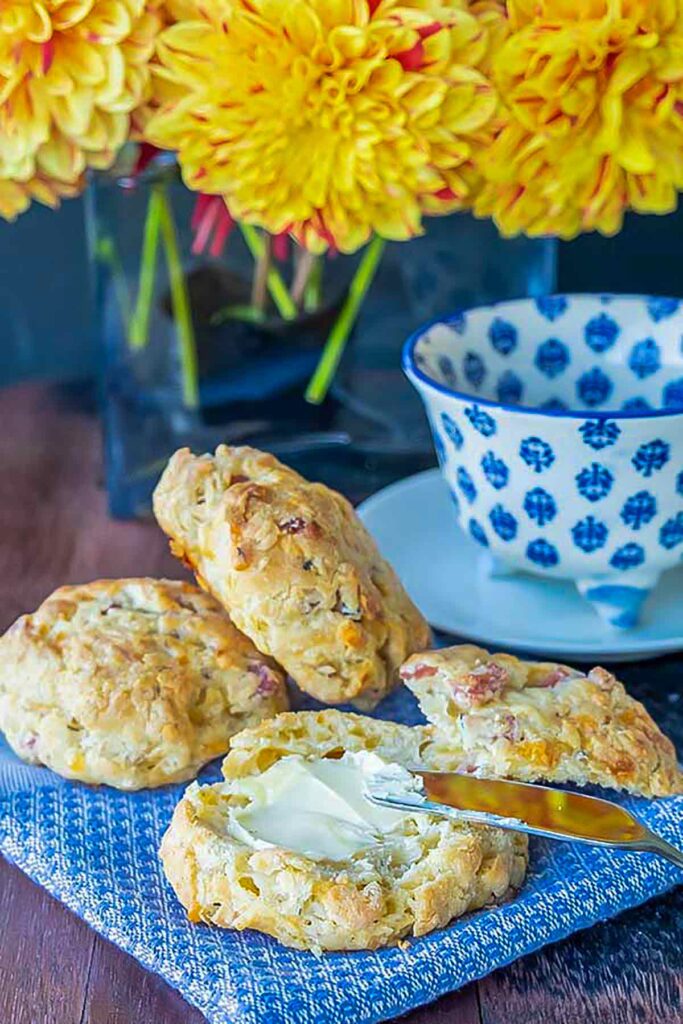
[587,666,616,690]
[21,732,38,755]
[500,712,521,743]
[278,517,322,539]
[400,658,510,708]
[455,662,510,708]
[251,662,281,697]
[528,666,575,689]
[401,662,437,680]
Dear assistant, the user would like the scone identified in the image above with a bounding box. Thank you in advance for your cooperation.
[160,709,528,951]
[402,644,683,797]
[152,446,431,708]
[0,578,288,789]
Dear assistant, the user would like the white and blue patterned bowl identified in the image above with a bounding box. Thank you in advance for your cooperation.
[403,294,683,629]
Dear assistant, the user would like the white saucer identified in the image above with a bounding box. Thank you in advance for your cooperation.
[358,469,683,663]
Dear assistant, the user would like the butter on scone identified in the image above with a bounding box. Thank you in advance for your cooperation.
[0,578,288,789]
[160,709,528,951]
[402,644,683,797]
[152,446,431,708]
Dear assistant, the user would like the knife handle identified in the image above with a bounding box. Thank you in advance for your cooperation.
[635,833,683,870]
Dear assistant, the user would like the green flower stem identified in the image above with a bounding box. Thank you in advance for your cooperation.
[239,224,297,321]
[128,184,164,350]
[251,231,272,313]
[305,236,386,405]
[96,235,132,332]
[211,304,267,326]
[303,255,323,313]
[157,188,200,410]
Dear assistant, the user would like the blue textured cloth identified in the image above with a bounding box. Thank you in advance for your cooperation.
[0,685,681,1024]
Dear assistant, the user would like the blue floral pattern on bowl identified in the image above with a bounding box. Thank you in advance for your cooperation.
[403,294,683,629]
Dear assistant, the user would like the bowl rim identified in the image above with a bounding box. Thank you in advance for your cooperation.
[402,292,683,421]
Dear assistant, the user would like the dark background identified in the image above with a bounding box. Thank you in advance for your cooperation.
[2,197,682,387]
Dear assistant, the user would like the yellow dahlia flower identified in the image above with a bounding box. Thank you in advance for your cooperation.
[0,0,161,220]
[130,0,195,136]
[474,0,683,239]
[145,0,500,253]
[0,173,81,221]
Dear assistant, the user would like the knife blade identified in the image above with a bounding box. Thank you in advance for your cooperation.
[365,769,683,869]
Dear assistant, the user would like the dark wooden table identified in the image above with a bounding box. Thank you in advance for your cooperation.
[1,382,682,1024]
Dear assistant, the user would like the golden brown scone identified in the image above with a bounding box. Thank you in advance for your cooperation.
[401,644,683,797]
[152,446,431,708]
[0,578,288,789]
[160,709,528,951]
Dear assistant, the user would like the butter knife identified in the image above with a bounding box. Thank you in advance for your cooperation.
[365,770,683,869]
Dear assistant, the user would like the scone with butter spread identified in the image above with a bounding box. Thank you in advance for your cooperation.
[152,446,431,708]
[402,644,683,797]
[160,709,527,951]
[0,578,288,789]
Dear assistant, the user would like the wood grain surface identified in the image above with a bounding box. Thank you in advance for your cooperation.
[0,381,681,1024]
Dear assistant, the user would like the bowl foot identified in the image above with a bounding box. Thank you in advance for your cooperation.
[576,575,658,630]
[479,552,519,580]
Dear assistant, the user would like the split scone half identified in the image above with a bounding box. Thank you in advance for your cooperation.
[0,578,288,789]
[402,645,683,798]
[160,709,528,951]
[152,446,431,709]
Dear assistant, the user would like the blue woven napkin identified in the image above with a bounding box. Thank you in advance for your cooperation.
[1,685,681,1024]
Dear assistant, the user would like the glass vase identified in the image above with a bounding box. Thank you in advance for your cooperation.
[87,153,557,517]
